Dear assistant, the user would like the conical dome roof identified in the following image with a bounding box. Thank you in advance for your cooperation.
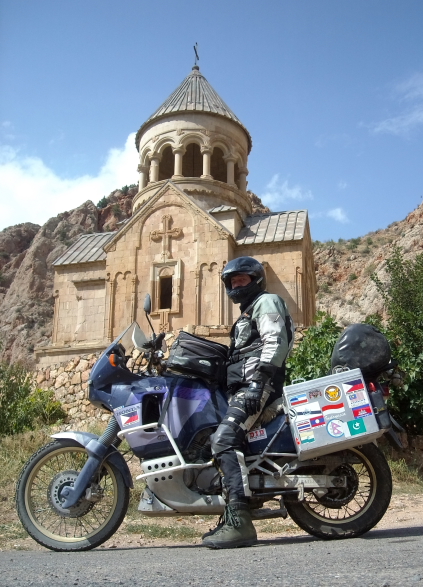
[136,66,252,152]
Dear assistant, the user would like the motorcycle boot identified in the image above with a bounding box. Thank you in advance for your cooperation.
[202,501,257,549]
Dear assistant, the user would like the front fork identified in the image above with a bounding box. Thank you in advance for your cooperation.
[59,417,123,509]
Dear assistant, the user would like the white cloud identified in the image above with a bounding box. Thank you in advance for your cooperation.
[310,207,349,224]
[260,174,313,210]
[370,72,423,136]
[0,133,139,230]
[327,207,349,223]
[338,180,348,190]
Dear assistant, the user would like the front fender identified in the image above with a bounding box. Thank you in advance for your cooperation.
[51,431,133,489]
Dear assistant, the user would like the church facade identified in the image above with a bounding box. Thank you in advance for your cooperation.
[36,66,316,366]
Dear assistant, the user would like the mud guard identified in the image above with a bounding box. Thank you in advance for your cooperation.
[51,432,133,489]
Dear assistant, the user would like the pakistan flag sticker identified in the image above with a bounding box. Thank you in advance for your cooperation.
[347,419,367,436]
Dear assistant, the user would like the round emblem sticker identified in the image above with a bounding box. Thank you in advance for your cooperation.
[325,385,341,402]
[326,419,345,438]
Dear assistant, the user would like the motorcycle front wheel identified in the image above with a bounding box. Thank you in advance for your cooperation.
[16,440,130,551]
[285,443,392,539]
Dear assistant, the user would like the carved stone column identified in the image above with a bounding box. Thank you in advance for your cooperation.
[195,269,200,324]
[137,164,149,190]
[149,154,160,183]
[224,155,237,186]
[201,146,213,179]
[107,280,116,342]
[238,166,249,193]
[218,269,223,325]
[52,290,60,344]
[131,275,137,322]
[172,147,185,178]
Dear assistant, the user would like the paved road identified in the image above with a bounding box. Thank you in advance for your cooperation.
[1,526,423,587]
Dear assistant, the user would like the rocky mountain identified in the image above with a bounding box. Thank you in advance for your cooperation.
[0,187,271,365]
[314,202,423,325]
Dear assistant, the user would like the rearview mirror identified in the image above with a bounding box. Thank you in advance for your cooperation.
[144,294,152,314]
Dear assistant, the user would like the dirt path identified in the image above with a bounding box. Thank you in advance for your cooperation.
[3,489,423,552]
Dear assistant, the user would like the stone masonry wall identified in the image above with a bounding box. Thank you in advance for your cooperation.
[36,351,106,430]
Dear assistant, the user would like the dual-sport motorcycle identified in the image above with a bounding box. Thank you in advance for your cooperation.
[16,297,403,551]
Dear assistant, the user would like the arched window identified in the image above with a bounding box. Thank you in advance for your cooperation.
[159,275,173,309]
[210,147,226,182]
[182,143,202,178]
[159,146,174,181]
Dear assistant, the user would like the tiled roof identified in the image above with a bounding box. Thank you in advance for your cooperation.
[136,66,252,152]
[208,205,238,213]
[236,211,307,245]
[52,232,115,266]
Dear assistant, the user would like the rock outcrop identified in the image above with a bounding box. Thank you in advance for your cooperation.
[314,202,423,325]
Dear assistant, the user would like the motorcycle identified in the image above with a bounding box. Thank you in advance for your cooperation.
[16,297,403,551]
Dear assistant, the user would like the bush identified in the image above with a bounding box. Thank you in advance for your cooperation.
[97,196,108,209]
[371,246,423,433]
[112,204,121,217]
[349,273,358,281]
[0,361,66,437]
[286,312,342,384]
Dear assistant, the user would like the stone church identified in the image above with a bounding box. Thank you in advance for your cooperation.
[37,65,316,366]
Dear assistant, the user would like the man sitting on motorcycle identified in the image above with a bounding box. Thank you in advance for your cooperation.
[202,256,295,549]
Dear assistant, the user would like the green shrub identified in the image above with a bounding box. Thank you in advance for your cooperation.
[371,246,423,433]
[112,204,121,217]
[97,196,108,209]
[0,362,65,437]
[349,273,358,281]
[286,312,342,384]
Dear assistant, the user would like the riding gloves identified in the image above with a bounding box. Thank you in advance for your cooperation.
[244,363,278,416]
[244,381,264,416]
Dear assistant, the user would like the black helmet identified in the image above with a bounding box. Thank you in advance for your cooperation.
[221,256,266,305]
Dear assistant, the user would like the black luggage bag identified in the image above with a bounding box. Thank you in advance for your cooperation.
[167,331,228,386]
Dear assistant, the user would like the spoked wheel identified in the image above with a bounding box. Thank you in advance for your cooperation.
[16,441,129,551]
[285,443,392,539]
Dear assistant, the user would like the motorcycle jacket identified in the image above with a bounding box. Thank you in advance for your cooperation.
[227,291,295,394]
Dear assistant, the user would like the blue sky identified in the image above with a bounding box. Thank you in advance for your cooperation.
[1,0,422,241]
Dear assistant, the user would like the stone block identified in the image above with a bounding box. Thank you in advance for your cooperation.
[81,370,90,382]
[36,372,46,385]
[76,359,89,373]
[71,372,82,385]
[195,326,210,336]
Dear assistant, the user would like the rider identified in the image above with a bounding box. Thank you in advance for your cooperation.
[202,256,295,549]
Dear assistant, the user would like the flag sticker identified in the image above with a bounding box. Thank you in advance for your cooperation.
[297,420,311,433]
[321,402,345,420]
[343,379,365,394]
[291,401,323,419]
[299,430,315,444]
[290,393,308,406]
[326,419,345,438]
[121,410,140,427]
[352,404,373,419]
[310,415,325,427]
[346,391,367,407]
[347,419,367,436]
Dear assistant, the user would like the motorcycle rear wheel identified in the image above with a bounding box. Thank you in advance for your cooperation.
[16,441,129,551]
[285,443,392,539]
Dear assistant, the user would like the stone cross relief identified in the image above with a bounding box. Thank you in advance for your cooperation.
[150,215,182,261]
